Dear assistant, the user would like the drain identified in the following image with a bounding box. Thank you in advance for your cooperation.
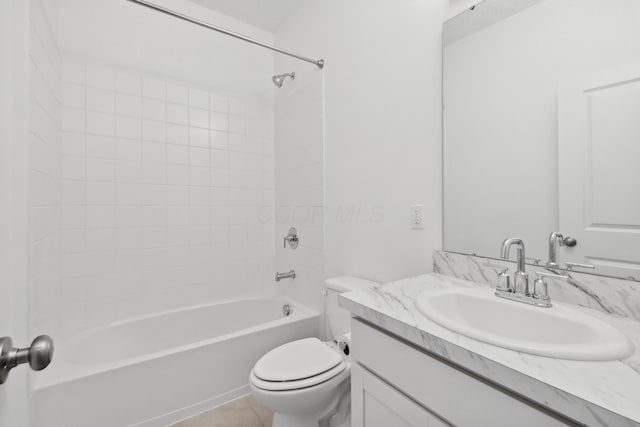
[282,304,292,316]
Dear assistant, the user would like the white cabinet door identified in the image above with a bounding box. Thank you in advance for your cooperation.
[559,62,640,278]
[352,363,451,427]
[352,319,575,427]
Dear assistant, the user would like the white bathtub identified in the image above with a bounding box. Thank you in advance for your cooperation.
[32,297,318,427]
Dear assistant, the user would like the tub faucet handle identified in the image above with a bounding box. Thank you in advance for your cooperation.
[283,227,299,249]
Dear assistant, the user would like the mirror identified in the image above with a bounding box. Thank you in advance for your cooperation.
[443,0,640,280]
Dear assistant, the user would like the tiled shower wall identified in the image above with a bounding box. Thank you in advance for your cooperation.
[58,58,275,338]
[274,75,325,335]
[28,0,62,338]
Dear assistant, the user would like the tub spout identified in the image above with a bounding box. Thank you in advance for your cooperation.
[275,270,296,281]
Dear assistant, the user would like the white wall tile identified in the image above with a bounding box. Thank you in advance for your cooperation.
[142,78,165,100]
[210,112,228,131]
[63,108,85,132]
[168,185,188,205]
[62,83,85,108]
[142,120,166,142]
[142,162,166,184]
[62,156,85,180]
[86,229,116,252]
[189,167,209,187]
[86,111,115,136]
[86,64,114,90]
[63,181,86,205]
[86,87,115,113]
[211,149,228,169]
[116,93,142,117]
[189,107,209,129]
[167,83,189,105]
[62,59,85,84]
[167,164,189,185]
[209,93,228,113]
[167,103,189,125]
[86,158,115,182]
[116,116,142,139]
[116,205,143,227]
[116,183,141,204]
[115,71,141,96]
[86,182,115,204]
[86,135,115,159]
[116,160,143,183]
[167,145,189,165]
[189,127,209,148]
[189,88,209,109]
[116,138,142,161]
[141,142,166,166]
[63,132,85,156]
[189,147,209,167]
[56,59,275,338]
[167,124,189,145]
[86,206,116,228]
[142,98,166,121]
[210,131,228,150]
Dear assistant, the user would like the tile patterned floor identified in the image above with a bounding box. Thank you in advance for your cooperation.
[171,396,273,427]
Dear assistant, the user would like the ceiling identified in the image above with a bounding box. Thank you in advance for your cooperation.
[188,0,303,32]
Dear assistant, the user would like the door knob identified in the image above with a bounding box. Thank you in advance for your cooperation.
[0,335,54,384]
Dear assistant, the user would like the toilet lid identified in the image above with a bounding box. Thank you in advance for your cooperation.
[251,362,347,391]
[253,338,343,382]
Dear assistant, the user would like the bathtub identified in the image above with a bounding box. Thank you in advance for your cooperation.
[32,297,319,427]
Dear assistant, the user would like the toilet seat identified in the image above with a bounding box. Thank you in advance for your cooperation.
[251,338,347,391]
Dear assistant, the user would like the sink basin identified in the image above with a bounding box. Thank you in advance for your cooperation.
[414,287,633,361]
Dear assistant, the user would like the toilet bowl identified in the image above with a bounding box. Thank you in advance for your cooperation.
[250,338,351,427]
[250,276,377,427]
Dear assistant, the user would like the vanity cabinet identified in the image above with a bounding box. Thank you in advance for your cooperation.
[351,364,450,427]
[350,318,578,427]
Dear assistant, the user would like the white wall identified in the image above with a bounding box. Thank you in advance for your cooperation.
[275,0,476,285]
[57,0,275,94]
[443,0,640,261]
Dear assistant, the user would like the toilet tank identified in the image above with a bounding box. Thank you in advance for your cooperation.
[325,276,378,339]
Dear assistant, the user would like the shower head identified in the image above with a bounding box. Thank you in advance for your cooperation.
[272,72,295,88]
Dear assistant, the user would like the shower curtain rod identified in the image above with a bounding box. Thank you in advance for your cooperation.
[127,0,325,69]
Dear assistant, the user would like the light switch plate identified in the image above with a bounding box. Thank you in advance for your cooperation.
[410,205,424,229]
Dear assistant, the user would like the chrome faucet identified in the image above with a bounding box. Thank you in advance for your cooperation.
[546,232,564,268]
[500,238,529,295]
[497,238,564,308]
[546,232,578,268]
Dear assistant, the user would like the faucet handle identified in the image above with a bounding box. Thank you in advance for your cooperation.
[495,268,512,293]
[283,227,299,249]
[525,257,541,266]
[533,272,569,302]
[564,262,595,271]
[536,272,569,280]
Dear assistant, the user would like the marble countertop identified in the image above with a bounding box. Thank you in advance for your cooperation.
[338,274,640,427]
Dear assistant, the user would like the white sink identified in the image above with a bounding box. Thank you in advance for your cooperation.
[414,287,634,361]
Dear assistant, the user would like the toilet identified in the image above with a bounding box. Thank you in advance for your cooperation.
[249,276,377,427]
